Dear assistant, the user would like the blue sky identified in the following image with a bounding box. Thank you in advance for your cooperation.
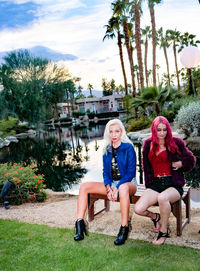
[0,0,200,89]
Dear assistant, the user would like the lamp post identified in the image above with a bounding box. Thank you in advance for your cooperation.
[180,46,200,95]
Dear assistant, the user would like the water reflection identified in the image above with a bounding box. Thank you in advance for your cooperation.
[0,124,106,192]
[0,124,144,195]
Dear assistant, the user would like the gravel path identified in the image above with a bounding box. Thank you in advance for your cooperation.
[0,190,200,250]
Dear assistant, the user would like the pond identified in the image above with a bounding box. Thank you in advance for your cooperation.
[0,124,198,208]
[0,124,142,192]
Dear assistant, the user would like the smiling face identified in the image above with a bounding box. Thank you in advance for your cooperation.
[109,124,122,147]
[157,123,167,141]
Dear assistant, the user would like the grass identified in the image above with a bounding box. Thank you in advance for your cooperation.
[0,219,199,271]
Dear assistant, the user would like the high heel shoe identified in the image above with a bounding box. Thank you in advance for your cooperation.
[151,213,160,232]
[74,219,88,241]
[114,225,130,246]
[152,229,170,245]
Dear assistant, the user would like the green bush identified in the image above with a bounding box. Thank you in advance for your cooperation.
[0,117,19,138]
[175,101,200,136]
[170,96,197,116]
[184,149,200,188]
[160,110,176,122]
[0,162,46,205]
[127,117,152,132]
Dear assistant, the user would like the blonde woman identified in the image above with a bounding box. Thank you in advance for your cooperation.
[74,119,137,245]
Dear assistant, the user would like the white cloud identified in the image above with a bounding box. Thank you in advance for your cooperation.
[0,0,200,90]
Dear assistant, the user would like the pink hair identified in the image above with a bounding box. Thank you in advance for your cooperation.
[150,116,180,156]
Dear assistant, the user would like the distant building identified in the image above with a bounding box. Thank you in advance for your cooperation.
[76,94,124,114]
[57,103,73,117]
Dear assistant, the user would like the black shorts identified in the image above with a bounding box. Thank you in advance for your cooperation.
[149,176,183,197]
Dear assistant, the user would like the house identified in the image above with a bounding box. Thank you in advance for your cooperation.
[76,94,124,114]
[57,103,73,117]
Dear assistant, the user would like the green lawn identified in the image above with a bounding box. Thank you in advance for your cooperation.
[0,219,199,271]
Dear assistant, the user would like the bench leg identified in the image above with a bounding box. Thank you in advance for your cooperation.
[105,199,110,212]
[183,189,190,223]
[88,195,110,222]
[88,198,95,222]
[172,200,182,236]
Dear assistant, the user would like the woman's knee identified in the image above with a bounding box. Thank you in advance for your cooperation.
[118,184,129,198]
[134,202,145,215]
[157,193,169,205]
[79,183,90,195]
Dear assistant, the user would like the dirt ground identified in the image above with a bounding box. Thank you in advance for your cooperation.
[0,190,200,250]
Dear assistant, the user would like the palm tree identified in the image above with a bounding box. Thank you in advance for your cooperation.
[129,0,144,88]
[166,29,181,92]
[103,15,128,95]
[148,0,162,86]
[131,84,177,115]
[157,27,171,87]
[87,83,94,97]
[141,26,152,87]
[112,0,137,96]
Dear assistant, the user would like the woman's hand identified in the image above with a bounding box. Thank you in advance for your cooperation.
[113,188,119,201]
[172,161,182,170]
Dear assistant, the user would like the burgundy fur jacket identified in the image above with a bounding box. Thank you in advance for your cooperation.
[142,137,196,188]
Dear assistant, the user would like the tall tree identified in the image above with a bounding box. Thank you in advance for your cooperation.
[112,0,137,96]
[148,0,162,86]
[130,0,144,88]
[103,15,128,94]
[141,26,152,87]
[166,29,181,92]
[157,27,171,87]
[87,83,94,97]
[0,50,71,122]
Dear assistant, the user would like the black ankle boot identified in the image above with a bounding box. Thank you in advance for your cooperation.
[114,225,129,246]
[74,219,88,241]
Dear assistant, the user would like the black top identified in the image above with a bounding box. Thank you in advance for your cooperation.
[111,146,121,181]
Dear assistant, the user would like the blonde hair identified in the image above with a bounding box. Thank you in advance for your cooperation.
[103,118,133,154]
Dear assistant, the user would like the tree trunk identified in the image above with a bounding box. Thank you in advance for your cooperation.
[144,39,149,87]
[173,42,181,93]
[163,46,170,87]
[134,3,144,89]
[118,32,128,95]
[123,20,136,97]
[150,5,157,86]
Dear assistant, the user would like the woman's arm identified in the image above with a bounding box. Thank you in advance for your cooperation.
[116,144,136,189]
[103,154,112,187]
[174,138,196,172]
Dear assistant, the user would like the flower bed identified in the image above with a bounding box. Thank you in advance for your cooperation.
[0,162,46,205]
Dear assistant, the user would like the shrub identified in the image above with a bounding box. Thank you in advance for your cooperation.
[0,162,46,205]
[160,110,176,122]
[175,101,200,136]
[184,149,200,188]
[127,117,152,132]
[0,117,18,138]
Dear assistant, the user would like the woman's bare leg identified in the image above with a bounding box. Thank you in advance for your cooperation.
[77,182,107,220]
[119,183,137,226]
[134,189,159,218]
[152,187,181,245]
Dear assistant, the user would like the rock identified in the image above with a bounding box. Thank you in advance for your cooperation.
[4,136,19,143]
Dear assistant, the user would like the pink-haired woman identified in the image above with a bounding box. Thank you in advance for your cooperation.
[134,116,196,245]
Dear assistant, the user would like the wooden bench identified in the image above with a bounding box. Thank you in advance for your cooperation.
[88,185,190,236]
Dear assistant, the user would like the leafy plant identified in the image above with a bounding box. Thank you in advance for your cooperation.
[0,162,46,204]
[127,117,152,132]
[175,101,200,136]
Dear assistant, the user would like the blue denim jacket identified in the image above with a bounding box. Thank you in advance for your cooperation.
[103,142,136,189]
